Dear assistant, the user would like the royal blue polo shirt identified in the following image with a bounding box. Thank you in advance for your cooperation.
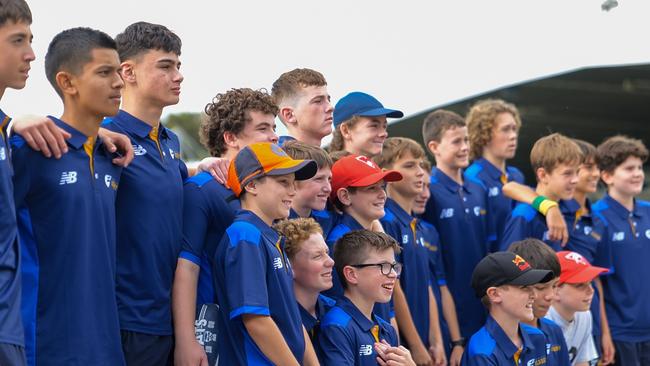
[103,110,188,335]
[500,199,580,252]
[180,172,240,308]
[463,315,548,366]
[300,294,335,360]
[464,158,525,250]
[213,210,305,365]
[592,195,650,342]
[325,213,393,322]
[381,198,432,347]
[421,167,489,338]
[278,135,296,147]
[12,117,124,365]
[319,296,398,366]
[538,318,571,366]
[289,207,339,239]
[0,110,23,349]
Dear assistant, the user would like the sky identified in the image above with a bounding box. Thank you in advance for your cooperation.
[4,0,649,137]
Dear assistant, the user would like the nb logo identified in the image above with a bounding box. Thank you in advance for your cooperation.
[59,171,78,185]
[440,208,454,219]
[133,144,147,156]
[488,186,499,197]
[402,235,409,244]
[612,232,625,242]
[0,147,5,161]
[358,345,373,356]
[272,257,283,270]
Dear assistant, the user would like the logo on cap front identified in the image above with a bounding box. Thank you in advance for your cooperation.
[355,155,377,169]
[564,252,587,265]
[512,254,530,271]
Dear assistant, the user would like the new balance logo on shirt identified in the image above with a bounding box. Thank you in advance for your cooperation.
[488,186,500,197]
[359,345,373,356]
[0,147,5,161]
[612,232,625,242]
[273,257,283,270]
[133,144,147,156]
[59,171,78,185]
[440,208,454,219]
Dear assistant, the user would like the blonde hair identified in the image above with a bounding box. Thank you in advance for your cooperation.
[273,218,323,260]
[328,116,361,153]
[530,133,582,177]
[373,137,425,169]
[466,99,522,160]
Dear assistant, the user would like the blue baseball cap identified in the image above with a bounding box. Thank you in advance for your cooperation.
[333,92,404,127]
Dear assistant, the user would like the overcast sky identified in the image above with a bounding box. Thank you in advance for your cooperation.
[4,0,649,132]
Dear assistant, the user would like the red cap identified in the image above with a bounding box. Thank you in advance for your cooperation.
[557,251,608,284]
[330,155,402,201]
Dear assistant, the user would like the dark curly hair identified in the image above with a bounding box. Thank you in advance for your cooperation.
[596,135,648,174]
[200,88,279,157]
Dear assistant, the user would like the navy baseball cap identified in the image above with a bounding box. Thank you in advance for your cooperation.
[333,92,404,127]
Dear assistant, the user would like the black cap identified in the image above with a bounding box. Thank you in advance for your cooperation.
[471,252,554,298]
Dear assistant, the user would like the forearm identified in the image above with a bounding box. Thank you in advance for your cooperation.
[393,282,426,349]
[243,315,300,366]
[440,286,462,340]
[502,181,537,204]
[172,259,200,343]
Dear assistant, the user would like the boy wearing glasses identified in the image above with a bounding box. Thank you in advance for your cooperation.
[320,230,415,366]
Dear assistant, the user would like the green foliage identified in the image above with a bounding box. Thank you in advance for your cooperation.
[162,112,208,162]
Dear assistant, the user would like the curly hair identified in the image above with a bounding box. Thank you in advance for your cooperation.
[328,116,361,153]
[273,218,323,260]
[271,68,327,106]
[466,99,522,160]
[200,88,279,157]
[596,135,648,174]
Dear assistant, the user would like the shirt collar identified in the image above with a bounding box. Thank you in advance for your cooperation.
[559,199,580,215]
[114,109,169,139]
[339,213,365,231]
[476,158,506,182]
[603,194,643,219]
[235,209,279,241]
[48,115,90,150]
[337,296,390,333]
[384,198,414,226]
[484,315,537,358]
[431,167,468,194]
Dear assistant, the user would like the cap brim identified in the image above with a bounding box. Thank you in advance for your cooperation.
[349,170,403,188]
[509,269,554,287]
[358,107,404,119]
[562,266,609,284]
[266,159,318,181]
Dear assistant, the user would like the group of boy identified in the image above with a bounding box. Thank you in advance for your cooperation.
[1,1,649,366]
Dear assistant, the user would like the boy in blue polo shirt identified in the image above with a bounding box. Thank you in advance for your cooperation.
[320,230,415,366]
[103,22,226,365]
[463,252,553,365]
[13,27,125,366]
[326,154,402,324]
[501,133,583,251]
[271,68,333,147]
[508,239,571,366]
[420,109,490,340]
[464,99,525,249]
[282,140,338,237]
[591,135,650,365]
[213,142,318,365]
[329,91,403,158]
[172,88,279,365]
[376,137,446,365]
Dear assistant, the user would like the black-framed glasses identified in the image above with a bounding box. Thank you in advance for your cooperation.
[351,262,402,276]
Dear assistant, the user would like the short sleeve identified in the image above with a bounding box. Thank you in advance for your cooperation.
[319,324,355,366]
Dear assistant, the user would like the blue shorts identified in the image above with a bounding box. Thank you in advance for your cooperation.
[613,340,650,366]
[120,330,173,366]
[0,342,26,366]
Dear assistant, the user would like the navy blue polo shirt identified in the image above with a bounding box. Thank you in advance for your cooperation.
[103,110,188,335]
[325,213,393,321]
[465,158,525,250]
[500,199,580,252]
[421,167,489,338]
[213,210,305,365]
[12,117,124,365]
[463,315,548,366]
[278,135,296,147]
[0,110,22,348]
[180,172,240,308]
[381,198,432,347]
[319,296,398,366]
[592,195,650,342]
[538,318,571,366]
[289,208,339,239]
[300,294,335,360]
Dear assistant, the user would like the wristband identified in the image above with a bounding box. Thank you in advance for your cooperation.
[538,199,558,216]
[531,195,546,211]
[451,338,466,348]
